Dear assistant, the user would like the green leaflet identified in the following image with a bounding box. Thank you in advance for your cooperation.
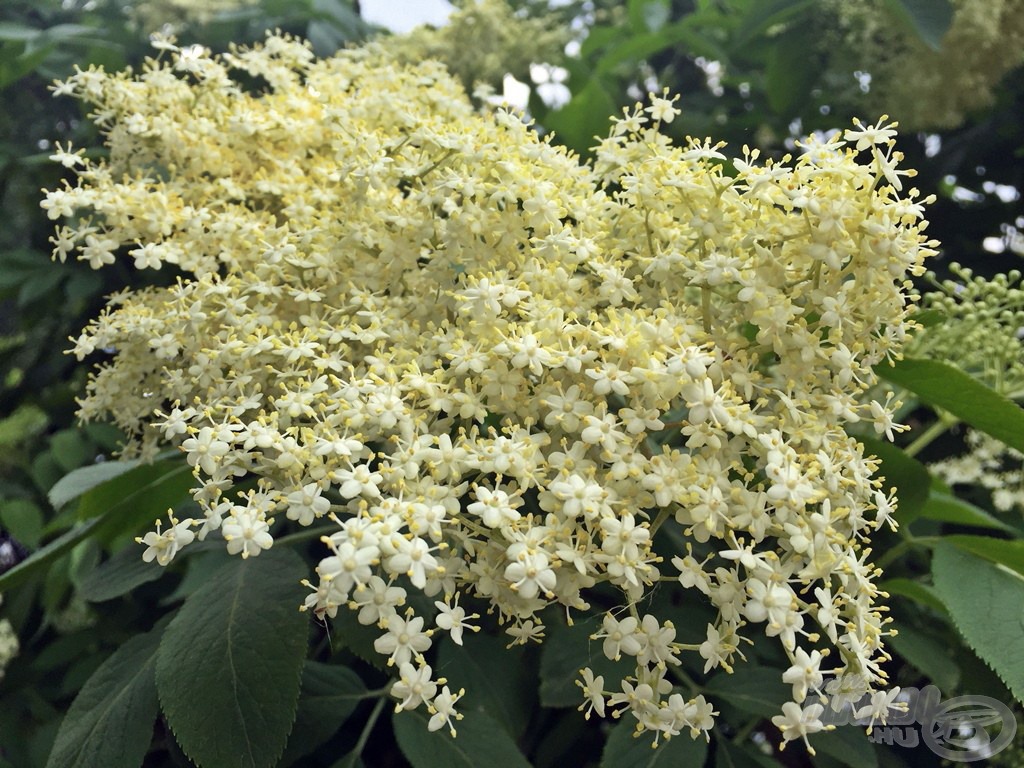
[393,708,532,768]
[155,547,310,768]
[45,623,163,768]
[601,716,708,768]
[932,542,1024,703]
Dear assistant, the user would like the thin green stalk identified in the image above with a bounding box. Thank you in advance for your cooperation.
[904,415,958,458]
[350,696,388,764]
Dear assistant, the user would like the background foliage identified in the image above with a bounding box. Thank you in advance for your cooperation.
[0,0,1022,766]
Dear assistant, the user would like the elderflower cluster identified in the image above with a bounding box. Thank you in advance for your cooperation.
[387,0,568,96]
[823,0,1024,129]
[911,266,1024,514]
[44,36,936,746]
[127,0,258,31]
[0,594,19,682]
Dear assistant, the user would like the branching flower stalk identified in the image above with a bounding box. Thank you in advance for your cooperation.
[43,36,936,747]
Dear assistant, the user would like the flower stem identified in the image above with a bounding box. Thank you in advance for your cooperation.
[904,414,958,458]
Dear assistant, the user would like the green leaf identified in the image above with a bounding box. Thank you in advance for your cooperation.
[932,542,1024,702]
[703,668,789,717]
[436,633,534,738]
[539,614,632,708]
[49,430,94,473]
[733,0,815,47]
[945,535,1024,578]
[156,547,310,768]
[280,661,367,766]
[914,492,1015,533]
[0,498,44,548]
[48,459,145,511]
[393,708,532,768]
[544,77,617,155]
[807,725,877,768]
[0,518,101,593]
[877,358,1024,454]
[75,458,192,523]
[859,436,929,525]
[601,716,708,767]
[887,620,960,691]
[715,739,779,768]
[45,624,162,768]
[880,0,954,50]
[764,21,817,115]
[629,0,671,33]
[77,544,165,602]
[878,577,945,614]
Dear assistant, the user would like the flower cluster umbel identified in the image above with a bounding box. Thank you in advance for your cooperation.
[45,35,936,746]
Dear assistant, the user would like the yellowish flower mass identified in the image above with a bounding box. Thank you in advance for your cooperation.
[44,35,937,745]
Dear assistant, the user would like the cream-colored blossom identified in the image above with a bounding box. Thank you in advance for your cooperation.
[47,35,936,747]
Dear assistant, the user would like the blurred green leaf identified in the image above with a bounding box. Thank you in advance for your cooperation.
[887,621,960,691]
[0,517,100,592]
[704,667,789,717]
[733,0,815,47]
[601,716,708,767]
[48,459,144,511]
[859,436,929,524]
[539,613,631,708]
[0,498,44,548]
[394,708,532,768]
[879,577,946,614]
[808,726,877,768]
[880,0,954,51]
[629,0,671,33]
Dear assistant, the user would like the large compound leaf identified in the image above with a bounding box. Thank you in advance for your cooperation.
[878,358,1024,453]
[45,624,163,768]
[932,542,1024,703]
[156,547,310,768]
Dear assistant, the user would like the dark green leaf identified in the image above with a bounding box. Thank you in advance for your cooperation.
[887,620,960,691]
[715,739,779,768]
[877,358,1024,454]
[44,624,162,768]
[539,613,632,708]
[808,725,877,768]
[878,578,945,614]
[915,492,1015,534]
[0,518,101,592]
[280,661,367,766]
[932,542,1024,702]
[880,0,954,50]
[601,715,708,767]
[629,0,671,33]
[156,547,310,768]
[859,436,929,525]
[764,22,817,115]
[733,0,815,47]
[0,498,44,548]
[703,667,789,717]
[436,633,534,738]
[48,459,145,511]
[77,544,165,602]
[393,708,532,768]
[75,458,192,523]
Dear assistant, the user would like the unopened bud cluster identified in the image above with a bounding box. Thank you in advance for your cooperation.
[44,35,936,746]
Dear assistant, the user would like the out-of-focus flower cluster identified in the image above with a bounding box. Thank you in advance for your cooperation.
[387,0,568,97]
[0,594,19,683]
[43,36,936,746]
[824,0,1024,130]
[127,0,258,32]
[912,266,1024,514]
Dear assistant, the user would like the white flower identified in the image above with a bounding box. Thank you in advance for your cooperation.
[221,505,273,559]
[434,595,479,645]
[391,660,438,711]
[427,685,464,735]
[374,612,433,667]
